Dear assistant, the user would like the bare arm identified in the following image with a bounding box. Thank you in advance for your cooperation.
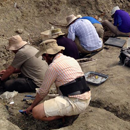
[26,93,46,114]
[1,66,15,81]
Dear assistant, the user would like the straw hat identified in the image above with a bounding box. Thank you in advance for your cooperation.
[6,35,27,50]
[111,6,120,15]
[76,15,82,18]
[41,30,51,41]
[66,14,79,26]
[51,28,65,38]
[35,39,65,58]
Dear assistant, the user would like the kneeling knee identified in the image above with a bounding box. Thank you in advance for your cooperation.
[102,20,109,26]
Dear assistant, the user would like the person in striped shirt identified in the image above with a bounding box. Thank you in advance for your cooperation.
[26,39,91,122]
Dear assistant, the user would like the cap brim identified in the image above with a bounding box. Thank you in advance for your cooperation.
[47,46,65,54]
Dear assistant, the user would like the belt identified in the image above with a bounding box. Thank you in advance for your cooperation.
[59,76,90,97]
[61,76,84,87]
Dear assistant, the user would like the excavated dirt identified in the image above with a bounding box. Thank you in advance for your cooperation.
[0,0,130,130]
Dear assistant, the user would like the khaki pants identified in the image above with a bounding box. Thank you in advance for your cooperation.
[44,96,91,117]
[75,37,103,54]
[102,20,130,36]
[93,23,104,39]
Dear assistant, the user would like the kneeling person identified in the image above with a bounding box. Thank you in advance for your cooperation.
[26,39,91,121]
[0,35,48,93]
[66,14,103,54]
[51,28,79,59]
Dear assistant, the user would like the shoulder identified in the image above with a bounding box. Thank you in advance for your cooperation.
[19,45,38,56]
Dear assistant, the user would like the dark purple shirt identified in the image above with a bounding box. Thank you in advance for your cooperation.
[114,10,130,33]
[56,36,79,59]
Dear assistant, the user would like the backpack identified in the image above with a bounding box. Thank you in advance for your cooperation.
[119,47,130,67]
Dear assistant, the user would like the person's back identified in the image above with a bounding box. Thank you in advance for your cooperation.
[1,35,48,93]
[81,16,101,24]
[26,39,91,121]
[68,19,102,51]
[12,44,48,87]
[56,36,79,59]
[77,15,104,39]
[114,10,130,33]
[102,6,130,36]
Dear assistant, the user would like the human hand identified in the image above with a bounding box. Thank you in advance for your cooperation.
[26,105,33,114]
[0,70,6,75]
[0,70,6,81]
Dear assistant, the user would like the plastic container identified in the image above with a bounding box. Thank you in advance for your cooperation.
[127,37,130,48]
[85,71,108,85]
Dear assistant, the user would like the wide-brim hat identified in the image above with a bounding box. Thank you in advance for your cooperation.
[41,30,51,41]
[35,39,65,58]
[66,14,79,27]
[6,35,27,50]
[76,15,82,18]
[111,6,120,15]
[51,28,65,38]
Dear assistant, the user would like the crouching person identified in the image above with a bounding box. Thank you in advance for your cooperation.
[26,39,91,121]
[0,35,48,93]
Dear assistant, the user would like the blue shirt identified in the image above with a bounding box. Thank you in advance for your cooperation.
[114,10,130,33]
[80,16,101,24]
[67,19,102,51]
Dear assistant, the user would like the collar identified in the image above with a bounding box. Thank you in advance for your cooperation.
[53,53,63,61]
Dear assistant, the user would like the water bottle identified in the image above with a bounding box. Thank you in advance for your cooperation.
[127,37,130,48]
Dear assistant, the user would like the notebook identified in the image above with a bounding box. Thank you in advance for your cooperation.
[104,37,126,48]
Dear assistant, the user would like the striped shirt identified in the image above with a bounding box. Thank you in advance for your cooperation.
[67,19,102,51]
[37,53,91,100]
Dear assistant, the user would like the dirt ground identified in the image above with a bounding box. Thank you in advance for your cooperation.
[0,0,130,130]
[1,38,130,130]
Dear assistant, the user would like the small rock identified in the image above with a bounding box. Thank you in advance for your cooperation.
[15,29,24,34]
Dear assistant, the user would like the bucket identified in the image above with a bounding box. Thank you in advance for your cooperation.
[77,58,97,73]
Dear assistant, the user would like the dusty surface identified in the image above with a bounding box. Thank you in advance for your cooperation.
[55,107,130,130]
[0,0,130,130]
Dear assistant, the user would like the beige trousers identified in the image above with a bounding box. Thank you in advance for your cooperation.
[44,96,91,117]
[75,37,103,54]
[93,23,104,39]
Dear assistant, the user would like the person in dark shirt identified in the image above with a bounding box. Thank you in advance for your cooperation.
[51,28,79,59]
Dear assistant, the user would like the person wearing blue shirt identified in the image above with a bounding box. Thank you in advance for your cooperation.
[102,6,130,36]
[77,15,104,39]
[66,14,103,54]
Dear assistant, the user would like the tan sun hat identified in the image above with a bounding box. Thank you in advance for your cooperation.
[76,15,82,18]
[51,28,65,38]
[41,30,51,41]
[66,14,79,26]
[6,35,27,50]
[111,6,120,15]
[35,39,65,58]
